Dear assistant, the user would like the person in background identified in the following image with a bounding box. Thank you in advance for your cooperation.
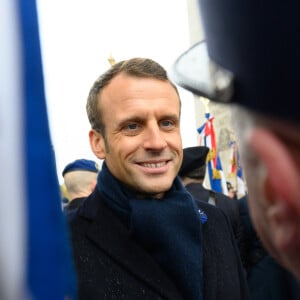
[62,159,99,211]
[169,0,300,290]
[66,57,250,300]
[239,195,296,300]
[179,146,247,269]
[227,181,238,200]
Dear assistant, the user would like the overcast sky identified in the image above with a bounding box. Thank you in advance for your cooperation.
[37,0,199,183]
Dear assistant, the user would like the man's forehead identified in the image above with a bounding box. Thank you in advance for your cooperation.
[101,75,179,104]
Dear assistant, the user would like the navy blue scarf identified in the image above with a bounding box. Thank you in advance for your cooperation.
[97,162,205,300]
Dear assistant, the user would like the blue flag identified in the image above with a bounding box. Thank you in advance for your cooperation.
[0,0,76,299]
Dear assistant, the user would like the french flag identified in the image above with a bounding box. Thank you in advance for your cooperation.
[0,0,76,299]
[197,113,228,195]
[228,140,247,197]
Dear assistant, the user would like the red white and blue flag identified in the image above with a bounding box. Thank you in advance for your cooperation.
[197,113,228,195]
[228,140,247,197]
[0,0,76,299]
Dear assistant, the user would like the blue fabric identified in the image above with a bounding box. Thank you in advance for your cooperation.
[62,159,99,176]
[198,0,300,122]
[97,162,205,300]
[17,0,76,299]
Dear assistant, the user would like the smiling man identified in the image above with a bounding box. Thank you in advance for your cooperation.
[67,58,249,300]
[89,71,182,198]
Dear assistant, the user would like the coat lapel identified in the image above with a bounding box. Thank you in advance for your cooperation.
[79,190,183,300]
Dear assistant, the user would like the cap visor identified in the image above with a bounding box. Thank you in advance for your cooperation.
[169,40,233,102]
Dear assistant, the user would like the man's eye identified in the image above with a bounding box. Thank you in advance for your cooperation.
[122,123,142,136]
[126,123,138,130]
[160,120,174,127]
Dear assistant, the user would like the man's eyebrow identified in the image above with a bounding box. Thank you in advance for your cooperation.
[159,114,180,123]
[117,113,180,127]
[117,116,145,127]
[161,113,179,119]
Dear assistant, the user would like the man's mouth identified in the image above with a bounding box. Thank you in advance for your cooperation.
[141,161,167,168]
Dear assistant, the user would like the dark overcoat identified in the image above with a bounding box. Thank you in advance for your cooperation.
[64,197,86,212]
[185,183,247,267]
[67,188,250,300]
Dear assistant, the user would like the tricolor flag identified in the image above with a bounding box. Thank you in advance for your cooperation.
[228,140,247,198]
[228,140,237,176]
[0,0,76,299]
[197,113,228,194]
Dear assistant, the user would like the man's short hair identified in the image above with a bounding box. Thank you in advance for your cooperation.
[86,58,180,136]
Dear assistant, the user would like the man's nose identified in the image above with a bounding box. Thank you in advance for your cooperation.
[143,123,167,150]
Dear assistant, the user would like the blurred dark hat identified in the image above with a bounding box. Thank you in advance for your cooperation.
[62,159,100,176]
[179,146,209,177]
[169,0,300,123]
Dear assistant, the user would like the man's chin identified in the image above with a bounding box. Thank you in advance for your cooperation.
[137,184,172,199]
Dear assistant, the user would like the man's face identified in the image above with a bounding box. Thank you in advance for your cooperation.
[232,110,300,280]
[232,113,281,259]
[240,136,300,279]
[91,73,182,198]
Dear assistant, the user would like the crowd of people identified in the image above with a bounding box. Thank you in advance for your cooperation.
[38,0,300,298]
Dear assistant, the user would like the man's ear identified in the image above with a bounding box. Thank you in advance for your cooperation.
[89,129,106,160]
[248,127,299,208]
[248,127,300,248]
